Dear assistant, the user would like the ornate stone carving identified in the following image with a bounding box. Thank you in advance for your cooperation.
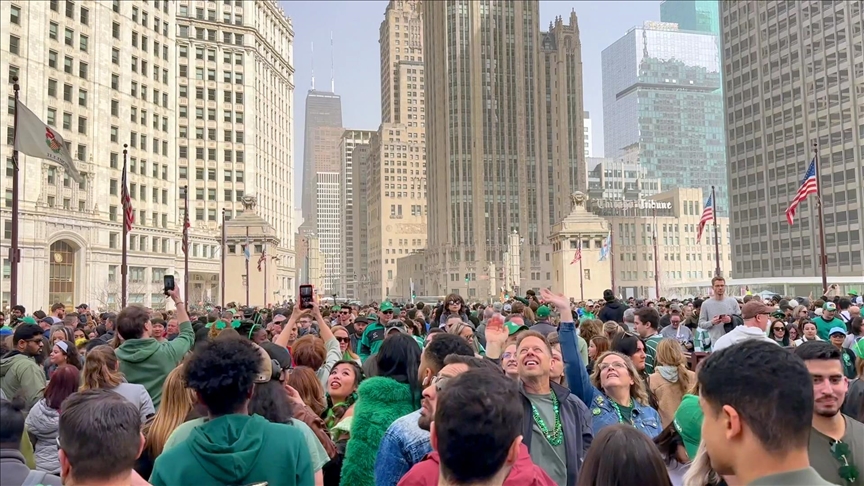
[570,191,588,209]
[242,194,257,211]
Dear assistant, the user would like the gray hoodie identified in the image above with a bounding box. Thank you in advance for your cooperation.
[23,399,60,474]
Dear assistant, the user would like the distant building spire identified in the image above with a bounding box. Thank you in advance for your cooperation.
[311,41,315,90]
[330,31,335,93]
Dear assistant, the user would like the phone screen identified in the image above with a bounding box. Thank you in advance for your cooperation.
[164,275,175,294]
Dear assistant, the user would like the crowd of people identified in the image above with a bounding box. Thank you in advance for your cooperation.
[0,276,862,486]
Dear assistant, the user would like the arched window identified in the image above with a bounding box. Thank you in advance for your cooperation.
[49,241,76,308]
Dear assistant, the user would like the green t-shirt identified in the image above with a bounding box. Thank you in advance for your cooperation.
[163,415,328,472]
[612,399,635,425]
[525,393,566,486]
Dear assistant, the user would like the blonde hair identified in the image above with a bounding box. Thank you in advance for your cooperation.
[80,345,124,391]
[603,321,620,341]
[447,322,482,355]
[331,325,359,360]
[590,351,650,405]
[683,441,722,486]
[144,365,195,457]
[654,339,694,395]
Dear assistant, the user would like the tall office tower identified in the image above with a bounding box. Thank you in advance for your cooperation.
[366,0,427,300]
[721,1,864,280]
[340,129,374,299]
[177,0,296,301]
[316,171,340,294]
[584,111,594,158]
[300,91,343,227]
[423,2,584,298]
[350,142,372,301]
[660,0,720,34]
[602,21,727,215]
[0,0,179,310]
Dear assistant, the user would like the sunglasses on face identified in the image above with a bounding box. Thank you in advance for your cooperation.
[340,311,350,315]
[448,301,461,306]
[431,374,452,392]
[773,327,785,332]
[336,337,350,343]
[382,310,394,314]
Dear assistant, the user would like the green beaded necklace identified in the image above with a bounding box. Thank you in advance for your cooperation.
[531,393,564,446]
[610,398,634,425]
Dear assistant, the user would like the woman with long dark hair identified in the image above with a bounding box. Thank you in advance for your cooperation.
[769,319,791,347]
[25,365,79,473]
[340,333,421,486]
[437,293,469,328]
[576,424,672,486]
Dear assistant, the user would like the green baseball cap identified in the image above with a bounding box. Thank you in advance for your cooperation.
[536,306,551,318]
[823,302,837,311]
[673,394,704,461]
[332,305,342,312]
[20,316,37,326]
[379,302,394,312]
[505,321,529,336]
[849,290,859,297]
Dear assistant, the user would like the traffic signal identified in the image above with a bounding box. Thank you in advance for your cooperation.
[465,273,469,284]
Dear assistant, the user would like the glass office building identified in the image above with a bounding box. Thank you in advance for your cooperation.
[660,0,720,35]
[602,21,727,214]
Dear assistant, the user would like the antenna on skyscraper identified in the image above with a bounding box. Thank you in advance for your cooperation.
[330,31,335,93]
[311,41,315,90]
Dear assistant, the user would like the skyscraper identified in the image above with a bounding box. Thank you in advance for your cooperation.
[584,111,594,158]
[660,0,720,35]
[602,21,727,215]
[301,90,343,226]
[366,0,427,301]
[340,129,374,298]
[423,2,585,298]
[0,0,296,309]
[720,1,863,280]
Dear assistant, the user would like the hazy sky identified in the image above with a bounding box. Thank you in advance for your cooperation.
[279,0,662,207]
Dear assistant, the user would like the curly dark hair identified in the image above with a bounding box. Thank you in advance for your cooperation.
[184,338,260,415]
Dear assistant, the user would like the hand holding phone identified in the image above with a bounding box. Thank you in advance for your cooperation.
[163,275,175,296]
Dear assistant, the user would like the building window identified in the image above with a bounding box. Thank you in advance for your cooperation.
[10,5,21,24]
[9,35,20,55]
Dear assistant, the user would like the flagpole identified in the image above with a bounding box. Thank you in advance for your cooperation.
[220,208,226,309]
[121,145,129,308]
[609,225,616,297]
[245,226,250,307]
[814,141,828,293]
[183,185,189,310]
[10,77,21,307]
[263,242,268,308]
[711,185,721,277]
[578,241,584,302]
[653,206,660,299]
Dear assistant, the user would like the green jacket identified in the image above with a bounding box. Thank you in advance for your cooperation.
[150,414,314,486]
[340,377,417,486]
[115,321,194,409]
[0,352,46,412]
[358,322,385,362]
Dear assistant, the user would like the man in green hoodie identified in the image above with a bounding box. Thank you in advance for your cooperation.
[358,309,386,362]
[0,323,46,413]
[150,337,313,486]
[115,288,194,409]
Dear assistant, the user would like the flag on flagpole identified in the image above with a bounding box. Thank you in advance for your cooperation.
[599,231,611,261]
[785,158,818,225]
[13,99,83,182]
[257,247,266,272]
[244,237,251,261]
[697,192,715,243]
[570,241,582,265]
[121,157,134,232]
[181,207,190,255]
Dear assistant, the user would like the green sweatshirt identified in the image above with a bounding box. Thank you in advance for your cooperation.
[0,352,46,412]
[358,322,385,362]
[115,320,194,409]
[150,414,314,486]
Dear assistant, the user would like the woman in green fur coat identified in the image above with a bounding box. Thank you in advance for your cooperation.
[339,333,422,486]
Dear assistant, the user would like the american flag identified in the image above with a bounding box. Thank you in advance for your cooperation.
[257,247,266,272]
[785,158,818,225]
[697,193,714,243]
[181,206,190,255]
[121,158,134,232]
[570,241,582,265]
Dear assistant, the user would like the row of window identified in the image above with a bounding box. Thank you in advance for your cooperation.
[178,25,244,46]
[46,50,89,80]
[178,167,245,183]
[177,147,245,163]
[47,22,89,52]
[178,5,244,25]
[180,46,244,65]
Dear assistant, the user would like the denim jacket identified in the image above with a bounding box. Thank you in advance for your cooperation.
[374,410,431,486]
[559,321,663,438]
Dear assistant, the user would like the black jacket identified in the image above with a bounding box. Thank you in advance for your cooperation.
[520,381,593,486]
[598,301,628,324]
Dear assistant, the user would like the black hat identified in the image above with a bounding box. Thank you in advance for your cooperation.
[76,303,88,309]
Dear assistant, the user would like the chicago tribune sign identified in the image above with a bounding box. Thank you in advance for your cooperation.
[592,199,673,210]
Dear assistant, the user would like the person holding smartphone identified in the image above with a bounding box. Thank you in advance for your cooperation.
[697,276,741,351]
